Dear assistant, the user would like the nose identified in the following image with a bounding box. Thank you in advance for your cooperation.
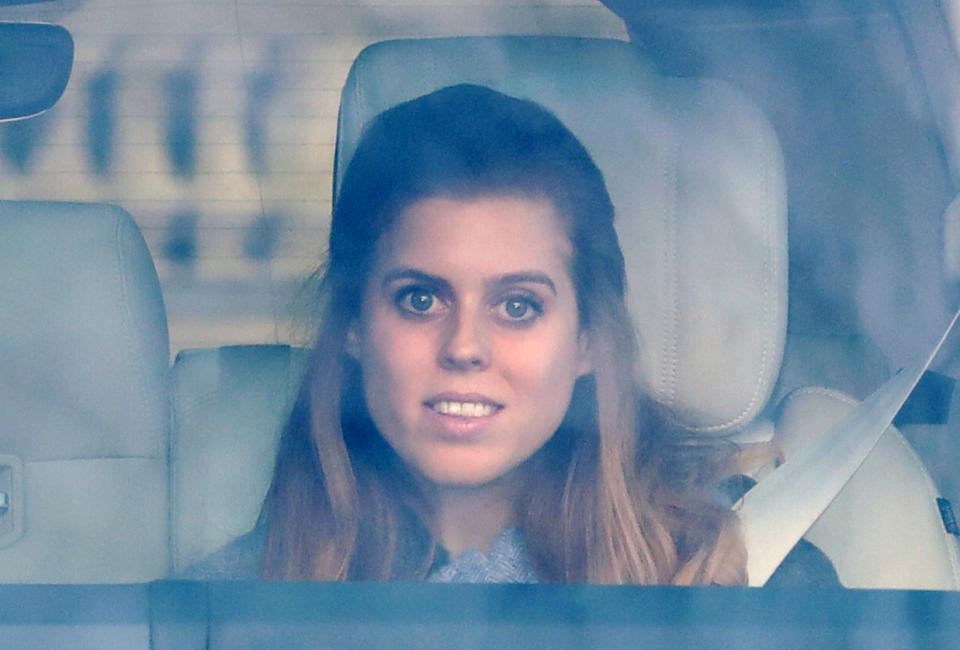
[439,305,490,371]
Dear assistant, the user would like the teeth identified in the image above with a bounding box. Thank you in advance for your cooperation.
[433,401,495,417]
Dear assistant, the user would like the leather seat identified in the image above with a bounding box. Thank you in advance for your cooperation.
[169,345,307,574]
[0,201,170,583]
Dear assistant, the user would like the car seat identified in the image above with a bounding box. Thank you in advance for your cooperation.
[169,344,307,574]
[0,201,170,582]
[169,36,959,588]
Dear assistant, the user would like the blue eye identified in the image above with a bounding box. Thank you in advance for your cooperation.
[496,295,542,324]
[505,298,529,318]
[397,287,441,315]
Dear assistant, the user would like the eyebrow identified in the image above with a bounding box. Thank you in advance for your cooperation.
[490,271,556,295]
[381,268,449,292]
[381,268,557,295]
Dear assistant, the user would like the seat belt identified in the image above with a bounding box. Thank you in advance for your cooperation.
[736,307,960,586]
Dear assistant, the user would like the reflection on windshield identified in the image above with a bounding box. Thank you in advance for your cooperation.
[0,0,626,356]
[0,0,958,607]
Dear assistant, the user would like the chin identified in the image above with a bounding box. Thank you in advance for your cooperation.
[418,462,510,488]
[424,471,499,487]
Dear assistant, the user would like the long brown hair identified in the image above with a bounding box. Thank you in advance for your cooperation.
[261,84,745,584]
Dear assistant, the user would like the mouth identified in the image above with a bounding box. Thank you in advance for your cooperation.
[424,394,503,419]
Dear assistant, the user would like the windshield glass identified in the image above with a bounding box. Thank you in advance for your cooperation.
[1,0,958,619]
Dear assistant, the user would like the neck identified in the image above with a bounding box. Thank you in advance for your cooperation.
[430,480,519,558]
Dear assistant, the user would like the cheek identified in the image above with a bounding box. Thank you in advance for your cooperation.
[497,323,584,396]
[360,311,437,408]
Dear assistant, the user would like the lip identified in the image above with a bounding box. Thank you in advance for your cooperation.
[424,392,503,408]
[423,392,504,438]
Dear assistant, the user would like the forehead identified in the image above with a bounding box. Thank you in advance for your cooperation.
[373,195,573,278]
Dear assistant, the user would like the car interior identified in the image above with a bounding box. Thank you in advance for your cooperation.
[1,0,960,646]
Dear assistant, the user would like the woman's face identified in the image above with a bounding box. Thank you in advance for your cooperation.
[353,195,591,487]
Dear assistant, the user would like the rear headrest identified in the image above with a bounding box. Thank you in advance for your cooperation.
[0,201,169,458]
[335,37,787,435]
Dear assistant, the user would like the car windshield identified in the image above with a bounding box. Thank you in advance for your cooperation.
[1,0,959,644]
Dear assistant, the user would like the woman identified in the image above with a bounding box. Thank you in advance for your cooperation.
[191,84,833,586]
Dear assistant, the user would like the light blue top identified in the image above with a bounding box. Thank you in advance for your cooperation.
[182,524,539,583]
[183,523,837,586]
[426,528,538,583]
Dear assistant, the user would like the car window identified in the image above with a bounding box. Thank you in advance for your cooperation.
[0,0,625,358]
[1,0,960,642]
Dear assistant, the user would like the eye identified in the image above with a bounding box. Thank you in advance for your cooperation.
[396,286,443,316]
[494,294,543,324]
